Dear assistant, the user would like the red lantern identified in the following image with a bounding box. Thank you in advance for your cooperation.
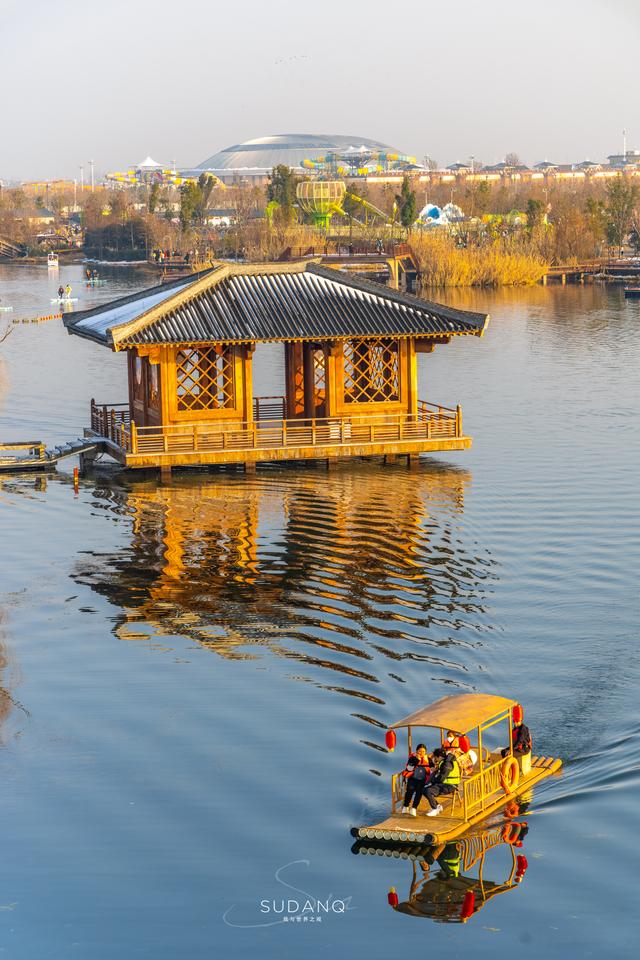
[458,735,470,753]
[515,854,529,883]
[513,704,524,724]
[385,730,397,752]
[387,887,399,907]
[460,890,475,920]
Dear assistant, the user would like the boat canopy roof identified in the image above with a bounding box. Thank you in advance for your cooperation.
[390,693,515,734]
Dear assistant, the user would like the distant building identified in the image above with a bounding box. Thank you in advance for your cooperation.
[14,207,56,225]
[607,150,640,168]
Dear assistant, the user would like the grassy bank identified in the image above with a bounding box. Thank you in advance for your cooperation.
[411,232,548,287]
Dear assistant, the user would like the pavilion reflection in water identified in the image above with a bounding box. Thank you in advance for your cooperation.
[74,463,493,683]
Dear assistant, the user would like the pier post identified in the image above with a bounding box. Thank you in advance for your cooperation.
[160,465,172,482]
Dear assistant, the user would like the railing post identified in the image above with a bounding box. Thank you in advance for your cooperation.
[282,420,287,447]
[110,409,116,442]
[193,423,198,452]
[456,404,462,437]
[311,419,317,445]
[102,405,108,436]
[131,421,137,454]
[252,421,257,448]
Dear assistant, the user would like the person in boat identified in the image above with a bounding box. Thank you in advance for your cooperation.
[65,284,72,299]
[91,269,98,280]
[420,841,462,880]
[444,730,476,776]
[85,268,91,281]
[501,714,532,759]
[401,743,432,817]
[58,285,65,299]
[423,747,461,817]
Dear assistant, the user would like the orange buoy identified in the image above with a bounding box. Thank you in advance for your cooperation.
[460,890,475,920]
[387,887,398,907]
[385,730,396,752]
[500,756,519,794]
[501,821,520,845]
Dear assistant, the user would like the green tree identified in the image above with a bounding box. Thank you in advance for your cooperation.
[179,181,203,229]
[396,176,417,231]
[605,178,638,248]
[526,198,545,232]
[148,182,160,214]
[267,165,299,225]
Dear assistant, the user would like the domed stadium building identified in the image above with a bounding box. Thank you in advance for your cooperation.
[191,133,418,184]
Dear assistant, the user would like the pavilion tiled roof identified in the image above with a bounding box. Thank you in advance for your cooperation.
[64,261,489,348]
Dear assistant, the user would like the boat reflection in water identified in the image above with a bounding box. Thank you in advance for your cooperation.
[353,802,531,924]
[73,461,493,702]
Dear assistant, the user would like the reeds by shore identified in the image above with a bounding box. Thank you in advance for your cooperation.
[411,232,548,288]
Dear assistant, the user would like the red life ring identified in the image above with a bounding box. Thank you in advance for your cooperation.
[500,756,520,794]
[501,821,520,845]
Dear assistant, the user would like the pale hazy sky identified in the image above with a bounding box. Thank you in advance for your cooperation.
[1,0,638,180]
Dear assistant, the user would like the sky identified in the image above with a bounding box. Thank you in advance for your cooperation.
[1,0,639,180]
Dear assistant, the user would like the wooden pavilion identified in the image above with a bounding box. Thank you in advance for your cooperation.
[64,261,489,473]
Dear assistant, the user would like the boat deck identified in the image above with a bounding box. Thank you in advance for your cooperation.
[354,754,562,845]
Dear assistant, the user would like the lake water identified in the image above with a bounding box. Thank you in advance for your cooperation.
[0,264,639,958]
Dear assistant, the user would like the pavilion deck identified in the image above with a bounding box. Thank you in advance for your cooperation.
[87,397,470,469]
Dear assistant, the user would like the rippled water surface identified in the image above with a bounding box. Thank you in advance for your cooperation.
[0,266,639,958]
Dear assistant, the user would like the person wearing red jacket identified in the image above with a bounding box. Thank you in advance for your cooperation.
[402,744,432,817]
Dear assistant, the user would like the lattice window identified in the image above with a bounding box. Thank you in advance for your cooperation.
[176,346,235,411]
[313,348,326,411]
[343,338,399,403]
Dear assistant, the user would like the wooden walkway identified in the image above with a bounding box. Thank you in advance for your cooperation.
[0,438,98,472]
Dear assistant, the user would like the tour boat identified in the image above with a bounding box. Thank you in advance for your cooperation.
[352,693,562,846]
[47,252,59,269]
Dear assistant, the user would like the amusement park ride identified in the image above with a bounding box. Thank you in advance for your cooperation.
[106,158,224,191]
[301,146,417,179]
[296,146,419,230]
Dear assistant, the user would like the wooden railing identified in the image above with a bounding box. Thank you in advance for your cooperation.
[90,399,461,458]
[90,399,132,450]
[253,396,286,421]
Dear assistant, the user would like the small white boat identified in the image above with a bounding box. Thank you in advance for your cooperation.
[47,253,59,269]
[0,305,14,312]
[51,297,79,304]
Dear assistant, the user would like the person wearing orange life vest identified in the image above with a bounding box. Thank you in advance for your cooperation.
[401,744,432,817]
